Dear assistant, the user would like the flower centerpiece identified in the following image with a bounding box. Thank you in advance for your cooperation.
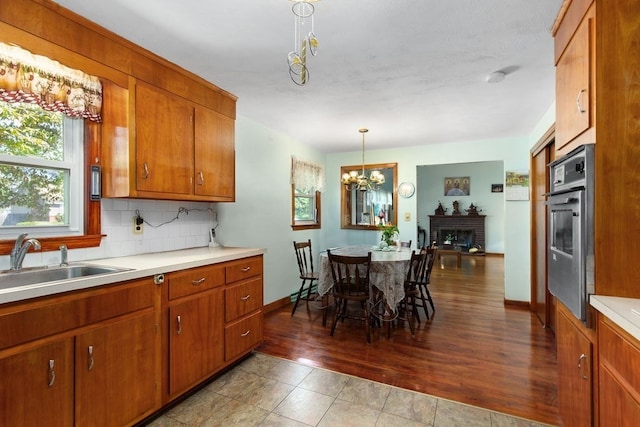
[378,223,399,247]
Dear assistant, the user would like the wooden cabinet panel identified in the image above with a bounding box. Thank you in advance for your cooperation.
[135,83,194,195]
[598,316,640,425]
[556,302,593,427]
[195,106,235,200]
[555,5,594,153]
[225,277,263,322]
[168,264,225,300]
[225,312,263,362]
[75,311,158,427]
[168,289,224,396]
[225,256,263,283]
[0,279,154,351]
[0,338,74,426]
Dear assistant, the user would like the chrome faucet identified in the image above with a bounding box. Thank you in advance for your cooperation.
[10,233,41,271]
[59,245,68,267]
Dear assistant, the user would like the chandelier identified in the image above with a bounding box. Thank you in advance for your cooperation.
[342,129,385,192]
[287,1,319,86]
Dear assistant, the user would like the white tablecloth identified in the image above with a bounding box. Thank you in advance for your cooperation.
[318,245,412,309]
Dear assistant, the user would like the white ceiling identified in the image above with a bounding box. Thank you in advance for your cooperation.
[53,0,562,153]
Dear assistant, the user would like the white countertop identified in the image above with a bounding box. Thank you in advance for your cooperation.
[0,246,265,305]
[590,295,640,341]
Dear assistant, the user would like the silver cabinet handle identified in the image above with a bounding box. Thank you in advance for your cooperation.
[241,266,251,272]
[576,89,587,113]
[176,315,182,335]
[143,162,150,179]
[88,345,94,371]
[577,353,588,380]
[241,330,251,337]
[198,171,204,186]
[48,359,56,387]
[241,294,251,301]
[191,277,206,286]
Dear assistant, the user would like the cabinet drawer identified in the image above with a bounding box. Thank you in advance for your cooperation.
[599,318,640,395]
[225,256,262,283]
[224,312,263,361]
[168,264,225,300]
[0,279,154,351]
[225,277,263,322]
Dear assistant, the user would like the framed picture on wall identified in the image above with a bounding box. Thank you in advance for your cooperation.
[444,176,470,196]
[491,184,504,193]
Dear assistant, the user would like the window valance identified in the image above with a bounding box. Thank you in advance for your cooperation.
[291,157,325,193]
[0,43,102,122]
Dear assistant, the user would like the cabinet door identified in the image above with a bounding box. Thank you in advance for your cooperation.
[194,106,235,200]
[0,338,74,426]
[136,83,194,195]
[556,306,593,427]
[555,9,592,151]
[75,311,158,427]
[169,289,224,396]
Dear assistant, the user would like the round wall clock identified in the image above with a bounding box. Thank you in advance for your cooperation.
[398,181,416,198]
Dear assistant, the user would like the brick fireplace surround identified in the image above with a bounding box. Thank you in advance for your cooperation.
[428,215,486,252]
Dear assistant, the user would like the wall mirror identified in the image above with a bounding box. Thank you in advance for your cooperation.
[340,163,398,230]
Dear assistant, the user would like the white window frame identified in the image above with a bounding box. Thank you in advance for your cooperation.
[0,114,84,238]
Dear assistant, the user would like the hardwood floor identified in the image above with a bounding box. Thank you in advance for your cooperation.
[257,254,560,426]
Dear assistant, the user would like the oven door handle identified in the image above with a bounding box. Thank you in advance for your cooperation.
[546,197,578,206]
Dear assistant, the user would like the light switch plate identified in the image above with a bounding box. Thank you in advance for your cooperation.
[404,212,411,221]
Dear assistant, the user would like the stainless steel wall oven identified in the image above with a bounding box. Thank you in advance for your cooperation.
[547,144,595,324]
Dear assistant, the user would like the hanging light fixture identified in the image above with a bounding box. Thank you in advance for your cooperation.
[287,0,319,86]
[342,129,385,192]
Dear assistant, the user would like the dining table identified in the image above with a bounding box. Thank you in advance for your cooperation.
[317,245,413,312]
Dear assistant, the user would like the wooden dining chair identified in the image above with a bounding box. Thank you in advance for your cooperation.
[415,246,437,320]
[326,250,372,343]
[292,239,319,316]
[395,250,428,336]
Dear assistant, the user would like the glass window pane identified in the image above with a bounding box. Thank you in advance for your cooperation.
[0,164,68,227]
[0,102,64,161]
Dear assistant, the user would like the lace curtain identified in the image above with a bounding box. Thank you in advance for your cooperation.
[0,43,102,122]
[291,157,325,192]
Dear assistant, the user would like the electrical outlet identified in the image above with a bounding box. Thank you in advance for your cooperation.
[133,216,143,234]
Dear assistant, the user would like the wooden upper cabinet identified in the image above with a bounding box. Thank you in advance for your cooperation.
[555,3,595,155]
[194,106,235,200]
[136,83,194,195]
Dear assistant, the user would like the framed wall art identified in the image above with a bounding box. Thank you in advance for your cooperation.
[444,176,470,196]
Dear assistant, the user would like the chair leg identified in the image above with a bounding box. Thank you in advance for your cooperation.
[321,294,328,326]
[291,279,306,316]
[425,286,435,313]
[330,297,342,337]
[407,295,416,336]
[418,284,430,320]
[364,302,371,343]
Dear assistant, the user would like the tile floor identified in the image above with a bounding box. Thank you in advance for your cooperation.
[144,353,554,427]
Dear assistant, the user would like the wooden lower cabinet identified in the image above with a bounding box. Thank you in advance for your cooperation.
[0,338,75,426]
[598,315,640,425]
[556,301,595,427]
[168,290,224,396]
[75,311,158,427]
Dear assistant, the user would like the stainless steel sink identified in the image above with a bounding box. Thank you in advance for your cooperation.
[0,264,131,290]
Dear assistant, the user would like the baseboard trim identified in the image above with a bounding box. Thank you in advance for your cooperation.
[504,299,530,308]
[263,296,291,314]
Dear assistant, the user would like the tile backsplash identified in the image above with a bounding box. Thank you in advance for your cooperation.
[1,198,216,270]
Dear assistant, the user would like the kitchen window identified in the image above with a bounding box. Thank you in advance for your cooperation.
[0,101,84,236]
[291,157,324,230]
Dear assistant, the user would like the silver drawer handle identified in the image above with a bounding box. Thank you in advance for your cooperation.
[48,359,56,387]
[241,266,251,272]
[577,353,588,380]
[241,330,251,337]
[143,162,150,179]
[241,294,251,301]
[177,315,182,335]
[198,171,204,185]
[576,89,587,113]
[88,345,94,371]
[192,277,206,286]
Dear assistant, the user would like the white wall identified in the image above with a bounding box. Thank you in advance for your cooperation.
[416,161,505,253]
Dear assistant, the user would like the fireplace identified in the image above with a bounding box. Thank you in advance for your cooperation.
[429,215,486,252]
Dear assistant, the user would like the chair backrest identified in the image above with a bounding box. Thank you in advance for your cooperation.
[327,250,371,297]
[405,250,427,286]
[419,247,437,284]
[293,240,314,277]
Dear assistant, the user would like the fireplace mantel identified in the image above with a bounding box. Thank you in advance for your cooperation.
[428,215,486,251]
